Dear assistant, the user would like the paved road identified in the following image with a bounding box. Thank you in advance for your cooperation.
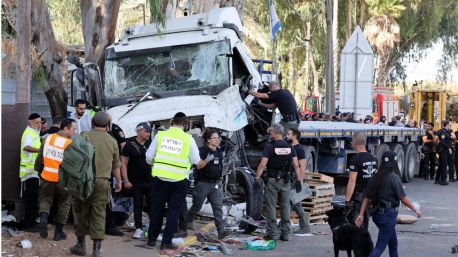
[2,178,457,257]
[233,178,458,257]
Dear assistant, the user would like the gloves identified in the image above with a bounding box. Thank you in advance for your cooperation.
[295,180,302,193]
[205,153,215,162]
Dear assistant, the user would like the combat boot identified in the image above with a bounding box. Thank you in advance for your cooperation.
[217,228,231,239]
[92,239,102,257]
[38,212,48,238]
[279,232,289,241]
[53,223,67,241]
[70,236,86,256]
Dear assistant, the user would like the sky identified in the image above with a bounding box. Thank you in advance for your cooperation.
[404,41,458,83]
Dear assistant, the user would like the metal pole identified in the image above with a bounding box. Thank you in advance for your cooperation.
[272,40,277,82]
[142,3,146,25]
[325,0,335,114]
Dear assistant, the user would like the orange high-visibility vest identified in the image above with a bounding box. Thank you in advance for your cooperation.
[42,133,72,182]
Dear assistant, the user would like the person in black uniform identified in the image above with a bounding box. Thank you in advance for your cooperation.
[106,122,127,236]
[120,122,153,239]
[435,120,456,185]
[186,129,231,239]
[355,151,421,257]
[248,82,299,131]
[420,123,436,180]
[255,124,302,241]
[345,131,378,230]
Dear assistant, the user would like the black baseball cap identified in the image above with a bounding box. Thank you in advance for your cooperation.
[382,151,398,169]
[304,113,312,119]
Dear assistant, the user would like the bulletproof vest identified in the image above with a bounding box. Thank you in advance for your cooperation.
[438,128,452,150]
[196,147,223,181]
[266,140,293,178]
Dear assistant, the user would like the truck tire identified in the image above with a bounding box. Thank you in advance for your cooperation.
[403,143,418,182]
[375,143,390,165]
[390,144,406,182]
[304,146,315,173]
[235,168,263,233]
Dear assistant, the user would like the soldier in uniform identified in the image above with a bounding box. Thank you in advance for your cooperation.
[435,120,456,185]
[70,112,122,257]
[254,124,302,241]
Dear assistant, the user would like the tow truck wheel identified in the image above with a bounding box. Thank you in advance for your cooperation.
[403,143,418,182]
[375,143,390,165]
[235,168,263,233]
[390,144,406,182]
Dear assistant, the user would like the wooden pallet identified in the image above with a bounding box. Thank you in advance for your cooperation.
[307,214,328,224]
[304,172,334,184]
[303,196,333,204]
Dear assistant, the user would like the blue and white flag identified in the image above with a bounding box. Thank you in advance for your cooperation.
[269,0,282,42]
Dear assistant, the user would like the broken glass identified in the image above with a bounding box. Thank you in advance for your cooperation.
[104,41,230,98]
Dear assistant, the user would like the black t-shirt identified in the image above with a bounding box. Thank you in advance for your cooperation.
[424,132,434,148]
[196,146,223,181]
[267,89,298,118]
[121,139,152,184]
[110,123,126,146]
[293,144,306,160]
[437,128,453,149]
[348,152,378,193]
[364,172,406,208]
[262,140,297,159]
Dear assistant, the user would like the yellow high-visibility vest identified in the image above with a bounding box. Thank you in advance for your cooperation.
[152,127,192,181]
[20,127,41,178]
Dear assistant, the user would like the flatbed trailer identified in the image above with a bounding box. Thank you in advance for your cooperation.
[294,121,423,184]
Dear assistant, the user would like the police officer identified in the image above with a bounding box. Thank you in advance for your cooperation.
[145,112,205,250]
[345,132,378,230]
[255,124,302,241]
[186,129,231,239]
[248,82,299,131]
[420,123,435,180]
[70,112,122,257]
[19,113,42,230]
[35,118,76,240]
[435,120,456,185]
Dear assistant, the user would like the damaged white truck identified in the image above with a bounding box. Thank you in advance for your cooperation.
[69,7,423,226]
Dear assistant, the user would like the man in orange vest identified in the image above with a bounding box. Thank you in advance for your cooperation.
[34,118,77,241]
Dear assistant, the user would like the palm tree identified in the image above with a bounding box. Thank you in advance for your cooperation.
[364,0,405,87]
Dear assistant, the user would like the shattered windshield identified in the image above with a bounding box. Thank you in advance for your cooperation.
[104,41,230,98]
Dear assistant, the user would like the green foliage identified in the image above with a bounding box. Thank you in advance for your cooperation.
[149,0,167,29]
[366,0,406,17]
[34,64,46,91]
[47,0,83,45]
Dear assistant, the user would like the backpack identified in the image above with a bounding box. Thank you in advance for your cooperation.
[58,135,95,201]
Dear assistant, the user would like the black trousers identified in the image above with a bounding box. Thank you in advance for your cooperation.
[22,178,40,228]
[148,178,188,245]
[449,148,456,180]
[437,149,454,182]
[420,149,435,178]
[132,181,152,229]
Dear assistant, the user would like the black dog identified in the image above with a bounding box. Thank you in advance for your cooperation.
[326,208,373,257]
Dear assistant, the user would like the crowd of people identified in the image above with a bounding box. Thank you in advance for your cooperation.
[17,84,457,257]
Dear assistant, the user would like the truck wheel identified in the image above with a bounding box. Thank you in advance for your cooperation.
[375,143,390,165]
[304,146,315,173]
[235,168,263,233]
[403,143,418,182]
[390,144,406,182]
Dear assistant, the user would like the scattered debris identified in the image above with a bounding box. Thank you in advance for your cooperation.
[16,240,32,249]
[244,239,276,250]
[220,242,234,255]
[397,214,418,224]
[430,224,439,230]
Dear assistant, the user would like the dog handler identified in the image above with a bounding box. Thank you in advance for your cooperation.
[355,151,422,257]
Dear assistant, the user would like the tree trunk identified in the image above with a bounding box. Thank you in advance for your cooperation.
[345,0,352,40]
[31,0,67,117]
[16,0,31,104]
[80,0,121,105]
[357,0,365,26]
[304,22,311,97]
[375,51,390,87]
